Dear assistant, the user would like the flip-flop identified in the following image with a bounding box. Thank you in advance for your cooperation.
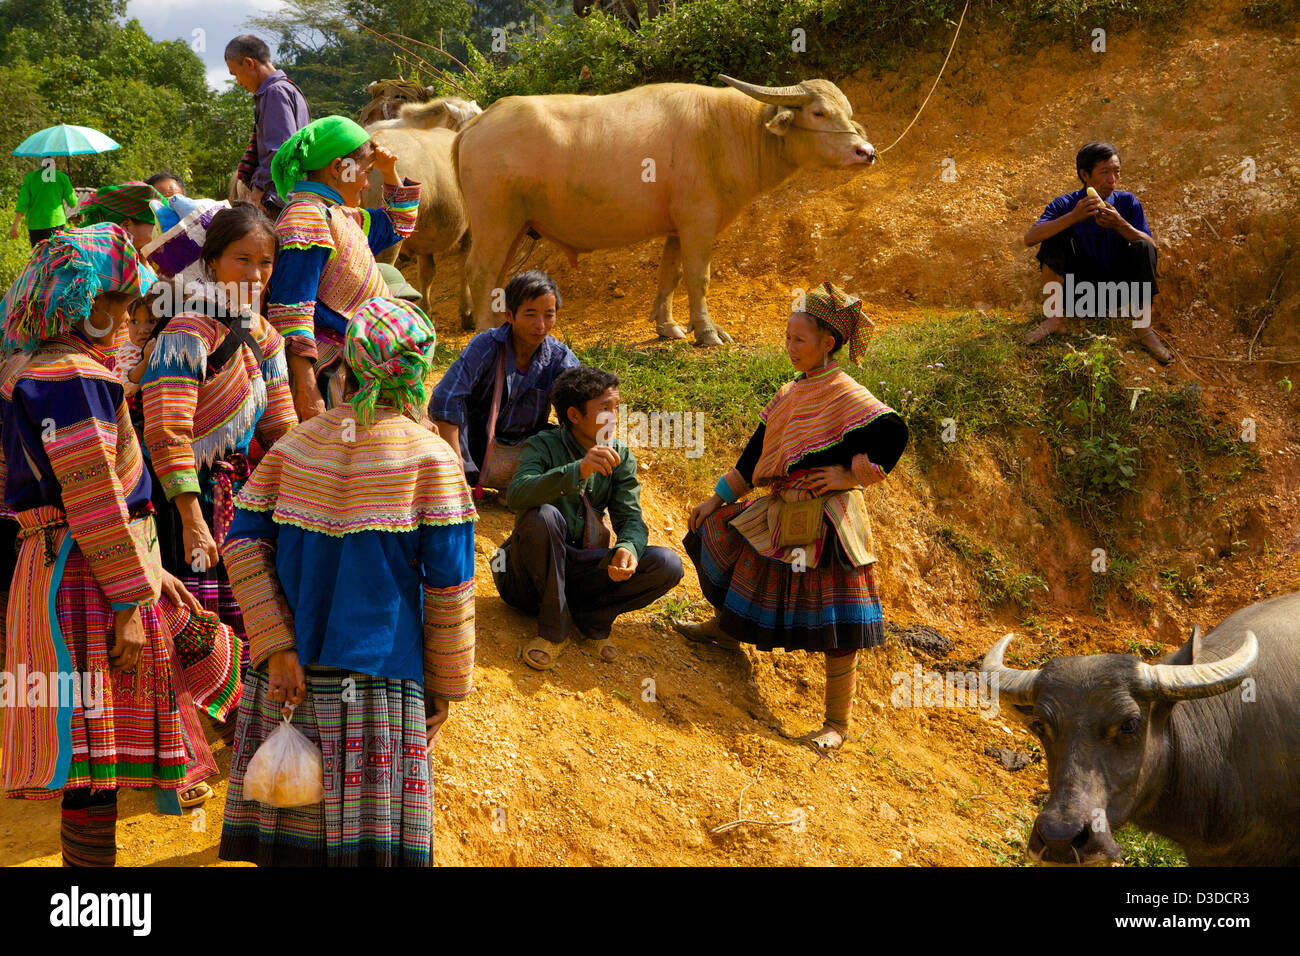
[178,782,213,808]
[673,619,741,651]
[796,725,847,754]
[523,636,569,671]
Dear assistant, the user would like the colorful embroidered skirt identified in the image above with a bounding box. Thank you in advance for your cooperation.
[684,501,884,653]
[151,468,250,672]
[219,667,434,867]
[3,540,195,800]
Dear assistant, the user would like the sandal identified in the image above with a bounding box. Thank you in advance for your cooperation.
[797,724,848,754]
[1136,329,1173,365]
[1024,316,1064,345]
[179,782,213,808]
[673,619,741,651]
[590,637,618,663]
[523,636,569,671]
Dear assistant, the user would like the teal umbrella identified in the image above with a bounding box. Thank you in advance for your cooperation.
[11,124,120,157]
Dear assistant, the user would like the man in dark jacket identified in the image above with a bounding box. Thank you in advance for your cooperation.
[496,366,683,670]
[226,34,311,218]
[1024,141,1172,364]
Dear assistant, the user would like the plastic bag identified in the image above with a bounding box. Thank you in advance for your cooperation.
[243,707,325,808]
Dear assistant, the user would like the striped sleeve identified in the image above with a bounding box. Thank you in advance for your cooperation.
[254,317,298,444]
[32,377,158,606]
[370,179,420,251]
[223,534,298,669]
[140,318,211,500]
[269,200,334,359]
[851,452,887,487]
[420,519,475,701]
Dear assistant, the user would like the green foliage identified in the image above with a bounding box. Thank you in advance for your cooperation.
[567,340,791,449]
[0,2,253,202]
[1043,337,1257,528]
[854,310,1041,459]
[249,0,475,117]
[420,0,1195,104]
[1116,823,1187,867]
[935,522,1047,613]
[0,201,32,293]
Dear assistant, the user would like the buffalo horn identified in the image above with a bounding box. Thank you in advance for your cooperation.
[980,634,1040,705]
[1136,630,1258,701]
[718,74,813,106]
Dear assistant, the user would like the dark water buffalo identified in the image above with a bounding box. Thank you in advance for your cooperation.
[982,591,1300,865]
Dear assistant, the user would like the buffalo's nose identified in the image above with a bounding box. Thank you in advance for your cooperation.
[1037,817,1089,848]
[857,144,877,164]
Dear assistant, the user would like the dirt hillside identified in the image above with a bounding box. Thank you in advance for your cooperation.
[3,2,1299,867]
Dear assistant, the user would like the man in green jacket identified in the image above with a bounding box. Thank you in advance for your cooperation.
[498,366,683,670]
[9,160,76,246]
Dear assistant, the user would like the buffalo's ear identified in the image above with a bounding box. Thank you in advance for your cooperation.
[1010,703,1036,722]
[1162,624,1202,665]
[765,108,796,136]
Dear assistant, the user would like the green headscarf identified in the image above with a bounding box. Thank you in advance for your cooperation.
[77,182,162,226]
[271,116,371,203]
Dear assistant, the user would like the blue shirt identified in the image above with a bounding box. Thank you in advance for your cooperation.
[252,70,311,200]
[1035,188,1151,272]
[226,509,474,681]
[427,325,579,477]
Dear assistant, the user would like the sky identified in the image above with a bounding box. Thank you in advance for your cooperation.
[125,0,287,91]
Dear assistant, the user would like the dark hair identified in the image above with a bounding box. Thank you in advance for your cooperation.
[505,270,562,315]
[145,170,185,192]
[201,201,278,271]
[1076,141,1119,183]
[224,34,271,65]
[795,310,844,356]
[552,366,619,427]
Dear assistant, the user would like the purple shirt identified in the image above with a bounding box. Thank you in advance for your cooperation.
[253,70,310,200]
[1035,188,1151,272]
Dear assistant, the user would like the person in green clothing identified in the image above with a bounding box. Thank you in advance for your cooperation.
[9,160,76,246]
[496,365,684,670]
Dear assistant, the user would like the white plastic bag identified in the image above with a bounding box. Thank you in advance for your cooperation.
[243,707,325,808]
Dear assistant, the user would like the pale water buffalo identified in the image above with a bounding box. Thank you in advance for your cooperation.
[360,79,436,127]
[453,74,877,344]
[360,97,483,322]
[983,591,1300,866]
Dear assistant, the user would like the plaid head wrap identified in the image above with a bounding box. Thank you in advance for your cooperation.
[345,297,437,425]
[77,181,162,225]
[803,281,874,365]
[1,223,157,352]
[271,116,371,206]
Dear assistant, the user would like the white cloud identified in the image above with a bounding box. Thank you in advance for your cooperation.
[126,0,288,91]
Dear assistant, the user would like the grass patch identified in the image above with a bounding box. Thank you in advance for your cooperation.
[935,521,1047,614]
[1117,824,1187,866]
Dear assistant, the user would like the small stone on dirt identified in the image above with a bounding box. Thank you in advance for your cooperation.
[886,623,955,658]
[984,745,1035,771]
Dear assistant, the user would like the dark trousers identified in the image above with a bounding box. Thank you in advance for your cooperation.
[28,227,55,246]
[1037,231,1159,317]
[494,504,683,641]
